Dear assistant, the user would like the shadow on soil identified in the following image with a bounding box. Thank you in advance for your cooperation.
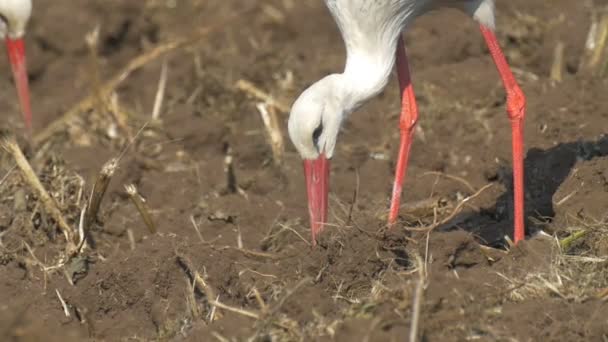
[444,134,608,246]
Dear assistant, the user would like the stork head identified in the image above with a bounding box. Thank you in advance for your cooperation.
[1,0,33,132]
[288,74,347,245]
[288,74,345,160]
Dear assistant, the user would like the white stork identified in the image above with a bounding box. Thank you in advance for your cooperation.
[288,0,526,245]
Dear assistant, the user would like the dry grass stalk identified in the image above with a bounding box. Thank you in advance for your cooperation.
[85,28,131,139]
[590,13,608,75]
[550,41,565,82]
[189,215,206,243]
[504,235,515,249]
[252,288,268,312]
[218,245,282,260]
[125,184,157,234]
[209,294,219,322]
[385,196,449,222]
[34,7,256,146]
[409,254,426,342]
[76,206,87,253]
[186,278,202,319]
[222,146,247,198]
[478,244,507,263]
[55,289,71,318]
[176,253,218,320]
[490,236,608,302]
[23,241,54,273]
[1,135,75,250]
[151,58,169,121]
[0,164,17,188]
[419,171,476,193]
[224,151,237,194]
[267,277,312,317]
[239,268,278,279]
[266,222,311,248]
[406,183,493,232]
[85,26,105,117]
[210,300,260,319]
[277,223,312,246]
[236,225,244,249]
[261,4,286,24]
[555,188,578,206]
[84,158,118,231]
[236,79,290,113]
[211,332,230,342]
[194,271,217,312]
[127,229,136,250]
[256,102,285,165]
[580,12,608,76]
[496,266,567,302]
[108,93,133,140]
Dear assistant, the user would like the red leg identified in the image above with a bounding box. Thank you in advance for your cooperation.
[6,38,33,133]
[388,36,419,226]
[480,25,526,243]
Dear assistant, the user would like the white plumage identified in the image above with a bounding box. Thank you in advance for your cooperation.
[288,0,527,245]
[0,0,32,39]
[289,0,495,160]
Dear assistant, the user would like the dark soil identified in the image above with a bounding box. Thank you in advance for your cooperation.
[1,0,608,341]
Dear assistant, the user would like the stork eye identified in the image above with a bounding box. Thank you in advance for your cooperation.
[312,122,323,146]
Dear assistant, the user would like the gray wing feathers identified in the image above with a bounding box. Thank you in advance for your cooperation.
[324,0,418,54]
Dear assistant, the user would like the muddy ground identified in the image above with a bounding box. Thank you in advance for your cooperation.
[1,0,608,341]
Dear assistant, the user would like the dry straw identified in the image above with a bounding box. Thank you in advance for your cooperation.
[84,158,118,231]
[125,184,157,234]
[256,102,285,165]
[34,6,257,146]
[1,134,76,254]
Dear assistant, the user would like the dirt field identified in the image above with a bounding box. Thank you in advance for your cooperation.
[1,0,608,341]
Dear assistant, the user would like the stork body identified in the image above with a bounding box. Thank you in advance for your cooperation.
[1,0,33,132]
[288,0,526,244]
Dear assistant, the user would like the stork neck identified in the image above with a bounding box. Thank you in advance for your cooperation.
[339,47,398,113]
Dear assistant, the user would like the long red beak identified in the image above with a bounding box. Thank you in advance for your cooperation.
[6,38,32,132]
[303,154,329,245]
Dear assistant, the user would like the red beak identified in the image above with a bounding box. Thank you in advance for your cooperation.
[303,154,329,245]
[6,38,32,132]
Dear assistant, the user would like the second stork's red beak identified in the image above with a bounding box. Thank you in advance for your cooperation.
[6,38,32,132]
[303,154,329,245]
